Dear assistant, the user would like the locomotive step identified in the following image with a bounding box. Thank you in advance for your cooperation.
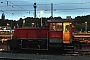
[62,52,80,56]
[64,44,74,48]
[64,46,74,47]
[63,44,74,53]
[64,49,74,50]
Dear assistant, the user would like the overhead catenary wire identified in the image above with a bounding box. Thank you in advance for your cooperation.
[1,7,90,11]
[0,1,89,7]
[1,0,90,16]
[4,0,30,15]
[2,0,90,10]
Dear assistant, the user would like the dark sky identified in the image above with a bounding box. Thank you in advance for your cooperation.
[0,0,90,20]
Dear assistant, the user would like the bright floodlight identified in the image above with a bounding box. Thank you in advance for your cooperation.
[40,10,44,15]
[23,20,25,24]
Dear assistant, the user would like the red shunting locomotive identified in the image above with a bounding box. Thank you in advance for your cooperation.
[8,19,74,51]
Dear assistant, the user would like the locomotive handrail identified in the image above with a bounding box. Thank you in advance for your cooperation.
[74,35,90,37]
[74,32,90,38]
[47,31,49,50]
[74,32,90,34]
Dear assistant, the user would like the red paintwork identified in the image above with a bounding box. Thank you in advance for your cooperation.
[13,28,48,39]
[49,31,63,39]
[13,27,63,40]
[13,28,63,39]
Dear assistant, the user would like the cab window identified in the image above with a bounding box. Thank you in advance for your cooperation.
[65,25,70,32]
[50,23,62,31]
[56,23,62,31]
[50,23,56,31]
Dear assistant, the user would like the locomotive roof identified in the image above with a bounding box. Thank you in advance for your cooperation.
[47,19,73,23]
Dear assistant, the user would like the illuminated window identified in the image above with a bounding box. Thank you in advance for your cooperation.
[56,23,62,31]
[50,23,62,31]
[65,25,70,32]
[50,23,56,31]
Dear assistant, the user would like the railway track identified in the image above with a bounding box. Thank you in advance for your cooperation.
[0,52,90,60]
[0,43,90,59]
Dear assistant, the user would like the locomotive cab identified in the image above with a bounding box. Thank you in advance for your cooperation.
[48,19,73,45]
[8,19,73,51]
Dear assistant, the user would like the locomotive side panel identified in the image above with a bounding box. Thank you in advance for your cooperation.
[27,29,38,38]
[49,31,63,39]
[48,31,63,48]
[49,31,63,43]
[14,28,38,39]
[10,28,49,50]
[40,29,48,38]
[17,29,28,38]
[14,28,48,39]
